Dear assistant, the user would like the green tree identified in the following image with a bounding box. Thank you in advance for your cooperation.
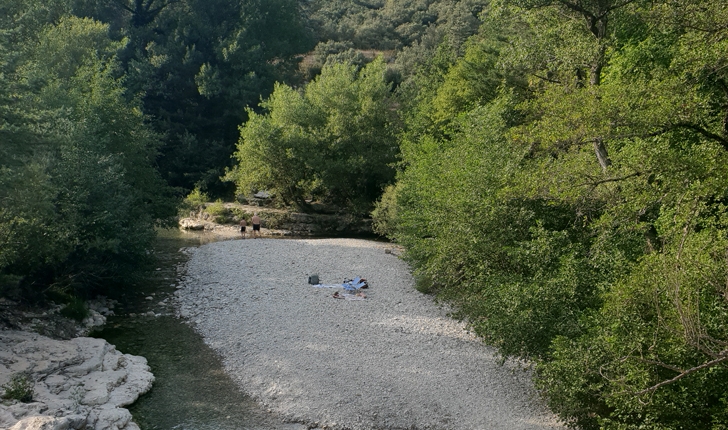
[0,12,175,300]
[303,0,486,51]
[115,0,313,195]
[228,58,399,213]
[378,0,728,428]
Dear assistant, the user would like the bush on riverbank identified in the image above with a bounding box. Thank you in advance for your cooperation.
[374,1,728,428]
[227,59,399,215]
[2,373,34,403]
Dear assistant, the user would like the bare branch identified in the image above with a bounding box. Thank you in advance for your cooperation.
[554,0,596,21]
[113,0,135,13]
[673,122,728,150]
[531,73,562,84]
[577,171,642,189]
[629,356,684,374]
[635,353,728,396]
[611,122,728,151]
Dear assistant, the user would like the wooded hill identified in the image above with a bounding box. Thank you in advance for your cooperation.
[2,0,728,428]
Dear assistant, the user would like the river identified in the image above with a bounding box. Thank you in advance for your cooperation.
[92,229,295,430]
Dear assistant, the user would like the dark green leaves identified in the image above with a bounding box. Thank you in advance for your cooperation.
[0,13,175,300]
[376,0,728,428]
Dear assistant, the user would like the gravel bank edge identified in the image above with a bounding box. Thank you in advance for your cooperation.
[175,238,564,430]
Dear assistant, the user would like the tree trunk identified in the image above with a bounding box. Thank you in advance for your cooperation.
[593,138,611,172]
[589,16,608,167]
[590,43,606,86]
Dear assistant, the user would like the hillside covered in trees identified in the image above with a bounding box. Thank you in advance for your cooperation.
[0,0,485,297]
[2,0,728,428]
[371,0,728,428]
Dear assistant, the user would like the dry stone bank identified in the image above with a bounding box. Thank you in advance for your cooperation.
[0,331,153,430]
[179,203,373,237]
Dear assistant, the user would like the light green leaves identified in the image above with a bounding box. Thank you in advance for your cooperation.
[382,0,728,428]
[228,58,398,213]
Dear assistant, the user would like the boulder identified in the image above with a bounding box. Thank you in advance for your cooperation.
[178,218,205,230]
[9,415,86,430]
[0,331,153,430]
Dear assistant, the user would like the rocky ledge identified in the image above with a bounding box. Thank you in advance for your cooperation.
[0,331,153,430]
[179,203,374,237]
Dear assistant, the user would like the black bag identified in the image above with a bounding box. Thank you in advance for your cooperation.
[308,274,319,285]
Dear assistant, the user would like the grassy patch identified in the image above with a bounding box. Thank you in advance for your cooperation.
[2,373,34,403]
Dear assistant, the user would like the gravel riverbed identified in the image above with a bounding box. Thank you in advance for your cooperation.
[175,238,565,430]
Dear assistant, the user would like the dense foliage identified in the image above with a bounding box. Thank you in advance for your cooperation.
[1,0,313,300]
[0,2,176,300]
[300,0,488,82]
[227,59,398,213]
[373,0,728,428]
[79,0,314,195]
[304,0,486,51]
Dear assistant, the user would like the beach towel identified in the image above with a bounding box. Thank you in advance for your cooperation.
[309,276,368,291]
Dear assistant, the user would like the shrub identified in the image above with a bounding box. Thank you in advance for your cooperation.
[60,297,89,322]
[2,373,34,403]
[412,273,436,294]
[204,200,230,223]
[371,184,399,237]
[182,187,209,213]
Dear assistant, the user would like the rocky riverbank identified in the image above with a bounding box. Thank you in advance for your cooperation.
[179,203,374,237]
[0,331,153,430]
[176,238,564,430]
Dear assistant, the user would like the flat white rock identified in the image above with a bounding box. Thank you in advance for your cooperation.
[0,331,153,430]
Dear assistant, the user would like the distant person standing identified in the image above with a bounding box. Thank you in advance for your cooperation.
[239,218,247,238]
[251,212,261,238]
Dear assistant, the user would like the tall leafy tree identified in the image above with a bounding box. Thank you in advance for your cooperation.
[377,0,728,428]
[0,9,175,300]
[228,58,399,213]
[111,0,314,195]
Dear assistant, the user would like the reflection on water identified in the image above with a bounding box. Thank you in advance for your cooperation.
[92,229,290,430]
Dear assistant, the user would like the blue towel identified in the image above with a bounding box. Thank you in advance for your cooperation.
[311,277,367,291]
[342,278,366,291]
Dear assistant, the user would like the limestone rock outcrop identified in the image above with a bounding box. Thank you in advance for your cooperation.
[178,203,374,237]
[178,218,205,230]
[0,331,153,430]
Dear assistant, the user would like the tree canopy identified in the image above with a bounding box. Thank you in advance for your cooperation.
[113,0,314,195]
[227,58,399,213]
[1,0,314,300]
[372,0,728,428]
[0,3,175,300]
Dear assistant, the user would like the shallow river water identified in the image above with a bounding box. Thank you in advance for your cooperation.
[92,230,293,430]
